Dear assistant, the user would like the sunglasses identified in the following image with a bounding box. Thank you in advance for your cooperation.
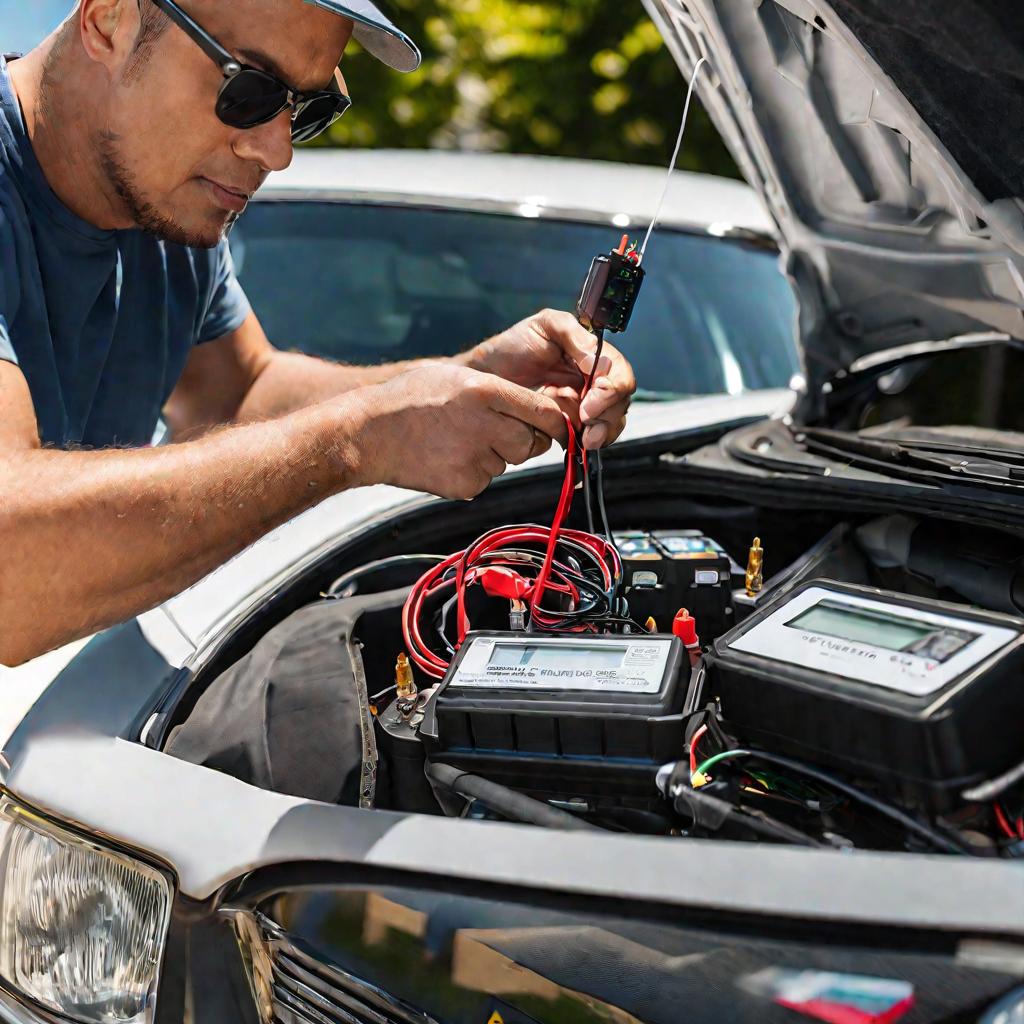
[148,0,352,142]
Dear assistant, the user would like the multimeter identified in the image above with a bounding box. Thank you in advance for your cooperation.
[703,580,1024,808]
[575,237,646,334]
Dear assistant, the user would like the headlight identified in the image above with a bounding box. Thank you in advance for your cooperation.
[0,796,172,1023]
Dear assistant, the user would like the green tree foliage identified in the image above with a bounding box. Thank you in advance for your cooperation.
[315,0,739,177]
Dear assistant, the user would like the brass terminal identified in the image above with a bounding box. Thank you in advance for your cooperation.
[644,616,658,633]
[395,652,417,699]
[745,536,764,597]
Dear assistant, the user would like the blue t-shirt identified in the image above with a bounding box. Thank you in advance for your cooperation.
[0,55,251,448]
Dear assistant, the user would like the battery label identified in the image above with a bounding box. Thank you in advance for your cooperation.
[450,638,673,694]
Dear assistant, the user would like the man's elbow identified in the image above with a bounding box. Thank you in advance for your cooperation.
[0,536,50,668]
[0,629,43,669]
[0,598,47,667]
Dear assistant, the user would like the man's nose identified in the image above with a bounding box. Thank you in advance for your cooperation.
[231,109,294,173]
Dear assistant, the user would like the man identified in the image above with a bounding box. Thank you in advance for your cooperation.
[0,0,636,666]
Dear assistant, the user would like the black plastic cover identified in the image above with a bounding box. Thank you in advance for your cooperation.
[702,580,1024,810]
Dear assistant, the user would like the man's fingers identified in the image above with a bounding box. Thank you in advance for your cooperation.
[483,449,509,478]
[538,384,583,430]
[492,417,547,466]
[487,380,568,446]
[582,396,630,450]
[583,421,609,450]
[580,363,634,423]
[534,308,600,372]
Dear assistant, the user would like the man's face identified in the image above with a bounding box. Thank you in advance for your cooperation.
[100,0,352,247]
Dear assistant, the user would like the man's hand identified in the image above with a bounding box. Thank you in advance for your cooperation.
[351,363,568,500]
[464,309,637,450]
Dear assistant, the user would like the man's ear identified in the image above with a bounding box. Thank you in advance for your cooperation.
[78,0,141,75]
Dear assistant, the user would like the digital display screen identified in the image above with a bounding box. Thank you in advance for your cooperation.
[488,643,628,670]
[787,601,936,651]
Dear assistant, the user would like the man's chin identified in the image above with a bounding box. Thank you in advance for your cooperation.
[142,210,230,249]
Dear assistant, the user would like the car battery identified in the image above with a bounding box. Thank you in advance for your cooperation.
[615,531,735,641]
[418,632,689,804]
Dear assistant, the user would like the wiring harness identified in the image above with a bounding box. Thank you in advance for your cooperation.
[402,415,635,679]
[660,708,982,855]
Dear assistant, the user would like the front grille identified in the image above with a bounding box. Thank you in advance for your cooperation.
[255,914,436,1024]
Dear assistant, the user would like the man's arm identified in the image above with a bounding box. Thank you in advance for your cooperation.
[164,312,460,438]
[165,309,635,450]
[0,358,564,667]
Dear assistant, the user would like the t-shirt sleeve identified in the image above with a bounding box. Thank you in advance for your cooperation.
[0,315,15,366]
[197,238,252,344]
[0,207,18,366]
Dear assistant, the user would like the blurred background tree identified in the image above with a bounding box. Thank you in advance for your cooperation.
[3,0,738,177]
[317,0,739,176]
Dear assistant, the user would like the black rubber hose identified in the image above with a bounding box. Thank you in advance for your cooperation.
[730,807,826,848]
[427,762,602,832]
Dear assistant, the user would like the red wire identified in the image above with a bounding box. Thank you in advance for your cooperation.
[403,420,623,677]
[689,724,708,775]
[528,417,578,625]
[994,803,1022,841]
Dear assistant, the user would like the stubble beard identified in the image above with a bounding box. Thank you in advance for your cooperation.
[96,130,232,249]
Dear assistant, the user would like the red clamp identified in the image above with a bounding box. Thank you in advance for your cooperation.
[480,567,532,601]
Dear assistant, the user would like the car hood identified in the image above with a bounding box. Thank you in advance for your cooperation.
[644,0,1024,421]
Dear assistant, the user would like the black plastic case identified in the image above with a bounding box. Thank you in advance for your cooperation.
[615,530,735,639]
[419,632,687,802]
[702,580,1024,810]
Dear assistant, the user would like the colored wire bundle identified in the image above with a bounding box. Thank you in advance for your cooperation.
[691,747,972,855]
[402,416,626,679]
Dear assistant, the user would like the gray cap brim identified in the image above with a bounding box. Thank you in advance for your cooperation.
[305,0,422,72]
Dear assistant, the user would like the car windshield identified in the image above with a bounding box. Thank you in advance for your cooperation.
[230,203,799,400]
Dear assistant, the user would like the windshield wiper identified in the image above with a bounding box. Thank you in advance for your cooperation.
[801,427,1024,490]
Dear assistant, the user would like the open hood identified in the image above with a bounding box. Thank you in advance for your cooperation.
[643,0,1024,421]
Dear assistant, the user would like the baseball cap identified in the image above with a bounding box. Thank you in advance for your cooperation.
[305,0,421,72]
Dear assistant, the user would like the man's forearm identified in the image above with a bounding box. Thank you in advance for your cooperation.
[235,348,479,422]
[0,395,368,666]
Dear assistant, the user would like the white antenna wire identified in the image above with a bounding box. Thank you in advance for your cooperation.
[637,56,709,264]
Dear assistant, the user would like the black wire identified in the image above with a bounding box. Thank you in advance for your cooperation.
[585,328,605,394]
[581,328,604,539]
[595,448,613,545]
[581,327,616,574]
[582,453,596,535]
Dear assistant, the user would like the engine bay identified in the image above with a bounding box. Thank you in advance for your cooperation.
[163,464,1024,860]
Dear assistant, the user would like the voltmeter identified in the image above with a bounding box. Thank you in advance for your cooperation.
[419,633,688,802]
[703,580,1024,809]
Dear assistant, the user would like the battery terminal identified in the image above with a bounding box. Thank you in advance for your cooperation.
[395,652,417,700]
[745,537,764,597]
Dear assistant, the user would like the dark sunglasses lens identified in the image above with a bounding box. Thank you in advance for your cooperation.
[291,94,351,142]
[216,70,288,129]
